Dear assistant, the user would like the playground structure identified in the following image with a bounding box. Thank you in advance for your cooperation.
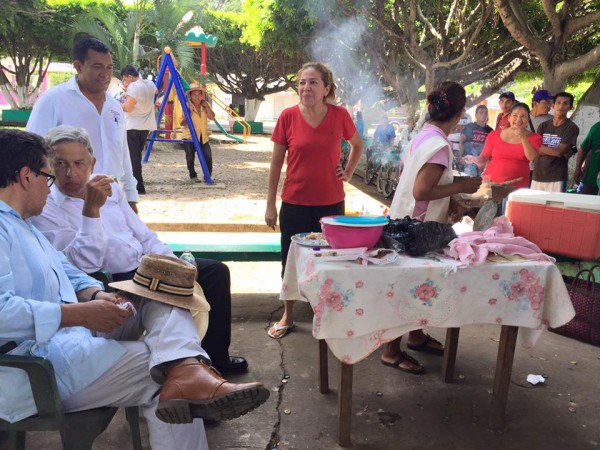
[180,27,251,142]
[144,28,252,184]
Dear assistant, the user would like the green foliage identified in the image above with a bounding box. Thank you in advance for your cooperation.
[202,8,301,100]
[47,71,73,87]
[0,0,90,107]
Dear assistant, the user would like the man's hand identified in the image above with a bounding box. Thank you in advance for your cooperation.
[128,201,139,214]
[60,300,132,333]
[82,175,113,218]
[95,291,130,305]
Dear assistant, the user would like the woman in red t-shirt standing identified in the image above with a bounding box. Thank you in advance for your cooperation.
[465,103,542,189]
[265,62,364,339]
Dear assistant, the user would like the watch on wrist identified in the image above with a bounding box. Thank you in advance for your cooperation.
[90,290,104,300]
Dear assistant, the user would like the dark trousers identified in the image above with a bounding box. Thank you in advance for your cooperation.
[126,129,150,192]
[279,201,345,276]
[112,258,232,364]
[183,142,213,179]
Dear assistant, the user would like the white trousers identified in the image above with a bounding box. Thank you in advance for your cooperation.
[530,180,565,192]
[62,299,210,450]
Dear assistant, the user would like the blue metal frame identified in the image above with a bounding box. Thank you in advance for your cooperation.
[143,52,213,185]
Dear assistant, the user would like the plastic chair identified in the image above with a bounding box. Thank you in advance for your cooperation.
[0,354,142,450]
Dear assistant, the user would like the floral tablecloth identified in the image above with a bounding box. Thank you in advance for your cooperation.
[281,244,576,364]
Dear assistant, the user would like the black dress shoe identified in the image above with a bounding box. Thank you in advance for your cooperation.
[212,356,248,375]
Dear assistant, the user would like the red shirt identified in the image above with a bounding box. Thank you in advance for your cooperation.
[272,104,356,205]
[481,130,542,188]
[495,113,510,130]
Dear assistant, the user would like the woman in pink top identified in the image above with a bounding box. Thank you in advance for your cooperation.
[385,82,481,374]
[465,103,541,188]
[265,62,363,339]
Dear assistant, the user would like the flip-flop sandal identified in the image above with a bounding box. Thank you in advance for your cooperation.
[406,333,445,356]
[267,322,295,339]
[381,351,426,375]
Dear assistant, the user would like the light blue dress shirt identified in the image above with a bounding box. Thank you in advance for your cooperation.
[0,201,126,423]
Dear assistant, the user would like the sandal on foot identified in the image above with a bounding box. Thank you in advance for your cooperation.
[381,351,426,375]
[267,322,295,339]
[406,333,445,356]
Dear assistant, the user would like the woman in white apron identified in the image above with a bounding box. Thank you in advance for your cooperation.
[384,81,482,374]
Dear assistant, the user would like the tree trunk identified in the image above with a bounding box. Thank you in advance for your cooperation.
[571,77,600,145]
[540,64,567,94]
[567,77,600,186]
[0,84,18,109]
[244,99,262,122]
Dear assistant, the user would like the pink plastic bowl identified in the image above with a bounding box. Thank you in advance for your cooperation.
[320,221,384,249]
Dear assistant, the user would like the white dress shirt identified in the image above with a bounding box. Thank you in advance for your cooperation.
[0,201,124,423]
[26,76,139,202]
[30,180,172,274]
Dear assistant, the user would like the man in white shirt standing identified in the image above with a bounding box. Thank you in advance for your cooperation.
[26,38,139,212]
[120,65,158,195]
[31,125,249,375]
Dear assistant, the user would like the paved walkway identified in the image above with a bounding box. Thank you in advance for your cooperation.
[12,262,600,449]
[8,138,599,450]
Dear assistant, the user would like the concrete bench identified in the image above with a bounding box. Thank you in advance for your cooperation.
[157,231,281,262]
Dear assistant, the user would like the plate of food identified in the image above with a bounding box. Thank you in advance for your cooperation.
[291,232,330,247]
[312,247,368,261]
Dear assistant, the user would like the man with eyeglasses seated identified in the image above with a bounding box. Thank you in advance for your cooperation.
[0,129,269,450]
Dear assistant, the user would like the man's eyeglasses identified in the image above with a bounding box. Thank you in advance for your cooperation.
[37,170,56,188]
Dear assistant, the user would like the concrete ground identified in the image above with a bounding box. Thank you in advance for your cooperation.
[3,172,599,450]
[6,263,600,449]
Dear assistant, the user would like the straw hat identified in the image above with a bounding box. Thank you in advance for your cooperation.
[109,254,210,337]
[109,254,208,310]
[186,83,206,97]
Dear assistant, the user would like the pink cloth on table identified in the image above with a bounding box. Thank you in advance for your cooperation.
[444,217,555,266]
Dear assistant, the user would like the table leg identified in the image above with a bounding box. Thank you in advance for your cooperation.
[490,325,519,431]
[442,327,460,383]
[318,339,329,394]
[337,361,353,447]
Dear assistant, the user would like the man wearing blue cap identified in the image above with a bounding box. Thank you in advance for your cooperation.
[495,91,515,130]
[531,89,554,131]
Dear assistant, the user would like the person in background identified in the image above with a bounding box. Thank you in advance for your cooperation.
[0,129,269,450]
[448,114,470,172]
[531,92,579,192]
[31,125,248,375]
[354,111,366,140]
[465,102,542,189]
[26,37,139,213]
[373,114,396,147]
[265,62,363,339]
[120,65,158,195]
[574,121,600,195]
[398,116,418,166]
[459,105,493,177]
[495,91,516,130]
[386,82,482,374]
[530,89,554,131]
[180,84,216,183]
[399,116,417,148]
